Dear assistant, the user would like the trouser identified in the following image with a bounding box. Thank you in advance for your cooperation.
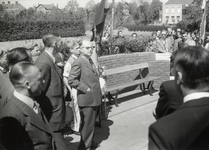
[78,106,99,150]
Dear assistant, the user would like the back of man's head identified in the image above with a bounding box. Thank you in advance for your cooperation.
[42,34,61,48]
[7,47,32,67]
[9,61,35,87]
[174,46,209,90]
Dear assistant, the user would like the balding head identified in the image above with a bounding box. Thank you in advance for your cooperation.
[10,61,43,97]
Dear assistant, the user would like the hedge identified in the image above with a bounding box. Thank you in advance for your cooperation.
[126,24,167,32]
[0,20,85,42]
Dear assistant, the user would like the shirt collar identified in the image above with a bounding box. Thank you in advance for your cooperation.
[13,90,35,109]
[0,66,4,73]
[184,92,209,103]
[71,54,78,60]
[45,51,55,63]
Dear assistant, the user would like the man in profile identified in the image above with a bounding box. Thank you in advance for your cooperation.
[35,34,73,150]
[0,62,55,150]
[149,46,209,149]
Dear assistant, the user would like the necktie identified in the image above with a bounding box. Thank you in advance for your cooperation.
[89,58,97,71]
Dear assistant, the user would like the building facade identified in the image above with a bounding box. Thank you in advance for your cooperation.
[0,1,25,14]
[162,0,193,24]
[36,4,55,13]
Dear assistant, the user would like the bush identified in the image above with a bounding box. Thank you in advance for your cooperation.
[126,24,167,32]
[0,20,85,42]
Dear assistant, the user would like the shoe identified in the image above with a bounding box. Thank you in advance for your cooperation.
[90,142,100,148]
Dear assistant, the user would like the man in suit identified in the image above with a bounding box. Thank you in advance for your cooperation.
[35,34,73,150]
[0,50,11,111]
[156,29,173,54]
[0,47,33,112]
[68,40,102,150]
[149,46,209,150]
[153,80,183,120]
[0,61,55,150]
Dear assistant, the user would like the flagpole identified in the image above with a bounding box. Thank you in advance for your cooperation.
[110,0,115,54]
[92,24,99,69]
[200,0,207,46]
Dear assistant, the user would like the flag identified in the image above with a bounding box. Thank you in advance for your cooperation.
[91,0,109,41]
[200,0,207,45]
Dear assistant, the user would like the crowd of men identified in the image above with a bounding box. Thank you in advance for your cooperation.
[1,30,209,150]
[0,34,102,150]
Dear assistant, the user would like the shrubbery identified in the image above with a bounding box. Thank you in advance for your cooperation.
[126,24,167,32]
[0,20,85,42]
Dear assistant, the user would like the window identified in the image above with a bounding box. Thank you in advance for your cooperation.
[166,16,169,23]
[177,7,181,13]
[177,16,180,22]
[165,7,169,13]
[171,16,175,23]
[171,7,175,13]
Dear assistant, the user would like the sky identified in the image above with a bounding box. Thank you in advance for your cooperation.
[0,0,167,9]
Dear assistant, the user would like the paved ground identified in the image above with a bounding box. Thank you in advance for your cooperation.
[65,89,159,150]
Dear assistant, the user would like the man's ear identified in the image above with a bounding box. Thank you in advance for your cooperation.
[25,81,30,89]
[176,71,183,85]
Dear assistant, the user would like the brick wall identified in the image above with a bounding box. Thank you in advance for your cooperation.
[98,52,170,93]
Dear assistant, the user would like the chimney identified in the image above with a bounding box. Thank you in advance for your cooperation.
[8,1,10,4]
[15,1,18,4]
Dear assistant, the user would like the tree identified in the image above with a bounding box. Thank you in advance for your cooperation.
[86,0,96,9]
[64,0,79,11]
[149,0,162,22]
[177,0,209,32]
[138,1,150,24]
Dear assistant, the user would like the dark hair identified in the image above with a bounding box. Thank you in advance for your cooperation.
[132,33,137,37]
[9,61,35,86]
[118,30,122,35]
[42,34,60,47]
[174,46,209,89]
[7,47,32,66]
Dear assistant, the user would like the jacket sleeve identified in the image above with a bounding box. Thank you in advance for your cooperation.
[155,83,169,119]
[68,60,88,93]
[148,124,169,150]
[0,117,31,150]
[35,62,51,94]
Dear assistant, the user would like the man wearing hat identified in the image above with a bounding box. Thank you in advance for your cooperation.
[68,40,102,150]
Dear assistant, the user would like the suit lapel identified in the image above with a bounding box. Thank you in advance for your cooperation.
[11,95,52,134]
[43,52,62,79]
[81,57,98,75]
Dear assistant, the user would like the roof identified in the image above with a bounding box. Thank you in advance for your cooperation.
[164,0,193,5]
[1,3,25,10]
[36,4,55,10]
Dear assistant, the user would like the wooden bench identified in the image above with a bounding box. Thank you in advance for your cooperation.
[103,62,160,107]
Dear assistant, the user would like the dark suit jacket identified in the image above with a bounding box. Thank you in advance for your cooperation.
[155,80,183,119]
[0,73,14,112]
[35,52,69,131]
[149,97,209,150]
[68,56,102,107]
[0,94,55,150]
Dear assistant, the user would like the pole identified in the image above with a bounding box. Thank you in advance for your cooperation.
[110,0,115,54]
[92,24,99,69]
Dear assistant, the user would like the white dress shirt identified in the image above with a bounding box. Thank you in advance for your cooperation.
[14,90,39,114]
[184,92,209,103]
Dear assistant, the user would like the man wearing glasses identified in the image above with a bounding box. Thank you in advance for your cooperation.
[68,40,102,150]
[156,29,173,54]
